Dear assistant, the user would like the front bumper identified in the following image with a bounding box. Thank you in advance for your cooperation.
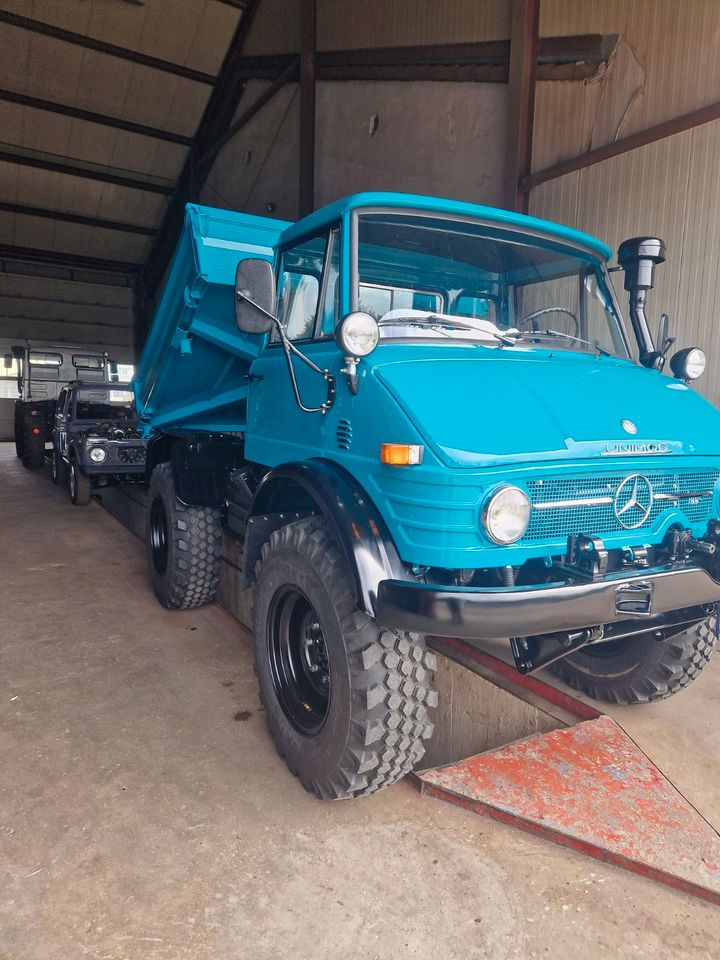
[375,564,720,640]
[81,461,145,476]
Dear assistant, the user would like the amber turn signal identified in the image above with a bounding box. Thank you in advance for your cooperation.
[380,443,423,466]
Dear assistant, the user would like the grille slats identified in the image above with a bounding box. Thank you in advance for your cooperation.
[117,445,145,465]
[524,470,719,542]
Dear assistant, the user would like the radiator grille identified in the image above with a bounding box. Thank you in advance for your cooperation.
[524,470,719,543]
[117,445,145,465]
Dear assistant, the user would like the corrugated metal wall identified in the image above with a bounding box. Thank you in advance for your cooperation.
[316,0,511,49]
[531,0,720,404]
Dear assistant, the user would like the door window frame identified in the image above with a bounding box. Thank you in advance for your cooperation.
[272,222,342,345]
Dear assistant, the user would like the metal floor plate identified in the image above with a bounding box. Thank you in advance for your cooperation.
[419,715,720,905]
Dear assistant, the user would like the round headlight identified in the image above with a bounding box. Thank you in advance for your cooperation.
[670,346,706,381]
[89,446,107,463]
[336,312,379,357]
[483,486,531,544]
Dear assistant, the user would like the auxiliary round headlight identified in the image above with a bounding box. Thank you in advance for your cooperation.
[336,311,379,357]
[670,346,706,381]
[89,446,107,463]
[483,486,531,544]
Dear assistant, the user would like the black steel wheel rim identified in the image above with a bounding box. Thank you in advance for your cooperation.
[150,496,169,574]
[267,586,331,735]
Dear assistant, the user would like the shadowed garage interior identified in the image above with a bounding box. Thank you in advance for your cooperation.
[1,1,720,957]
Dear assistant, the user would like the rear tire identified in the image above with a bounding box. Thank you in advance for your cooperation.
[252,517,437,800]
[69,458,92,505]
[21,431,45,470]
[146,462,222,609]
[551,615,717,704]
[51,447,69,486]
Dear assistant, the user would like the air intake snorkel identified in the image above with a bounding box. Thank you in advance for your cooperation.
[617,237,666,370]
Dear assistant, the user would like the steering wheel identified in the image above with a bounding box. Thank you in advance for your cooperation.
[517,306,579,335]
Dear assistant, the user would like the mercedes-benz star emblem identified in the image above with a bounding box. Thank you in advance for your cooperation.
[621,419,638,435]
[613,474,654,529]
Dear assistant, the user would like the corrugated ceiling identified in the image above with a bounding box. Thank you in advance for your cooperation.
[0,0,242,268]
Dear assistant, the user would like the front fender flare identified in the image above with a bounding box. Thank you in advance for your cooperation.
[242,460,408,618]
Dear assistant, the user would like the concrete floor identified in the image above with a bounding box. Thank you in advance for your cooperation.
[1,442,719,960]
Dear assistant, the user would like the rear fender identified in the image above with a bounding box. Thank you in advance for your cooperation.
[242,460,408,617]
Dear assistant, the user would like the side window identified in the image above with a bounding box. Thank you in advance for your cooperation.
[276,234,327,342]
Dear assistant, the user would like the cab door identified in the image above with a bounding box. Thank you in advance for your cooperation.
[54,388,69,458]
[245,227,341,467]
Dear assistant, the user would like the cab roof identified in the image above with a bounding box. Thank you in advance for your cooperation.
[278,191,612,261]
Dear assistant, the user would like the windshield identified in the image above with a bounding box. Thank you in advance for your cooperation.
[356,212,629,358]
[74,388,135,421]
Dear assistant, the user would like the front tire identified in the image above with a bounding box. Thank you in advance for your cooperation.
[252,517,437,800]
[551,615,717,704]
[146,462,222,609]
[69,458,91,505]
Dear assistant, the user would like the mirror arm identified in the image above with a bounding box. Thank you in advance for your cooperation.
[277,326,335,414]
[237,289,335,414]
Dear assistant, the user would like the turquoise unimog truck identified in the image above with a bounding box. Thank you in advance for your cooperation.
[134,193,720,800]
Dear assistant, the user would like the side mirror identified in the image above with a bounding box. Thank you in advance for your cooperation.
[235,258,277,334]
[3,353,11,369]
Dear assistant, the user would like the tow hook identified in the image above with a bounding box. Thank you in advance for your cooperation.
[662,526,717,561]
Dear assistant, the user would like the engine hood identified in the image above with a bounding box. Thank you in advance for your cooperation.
[369,344,720,468]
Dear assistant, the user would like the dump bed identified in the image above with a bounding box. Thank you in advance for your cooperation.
[134,204,289,437]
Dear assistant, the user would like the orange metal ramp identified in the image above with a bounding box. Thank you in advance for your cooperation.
[419,714,720,906]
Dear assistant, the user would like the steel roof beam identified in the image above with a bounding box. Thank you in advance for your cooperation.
[0,11,216,85]
[0,243,140,275]
[141,0,262,301]
[0,148,174,195]
[0,90,193,146]
[0,202,157,236]
[230,34,615,81]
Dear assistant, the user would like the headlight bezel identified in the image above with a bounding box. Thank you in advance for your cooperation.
[670,346,706,381]
[88,445,108,463]
[336,311,380,358]
[482,484,532,545]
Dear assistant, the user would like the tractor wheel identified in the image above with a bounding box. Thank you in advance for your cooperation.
[551,615,716,704]
[146,462,222,609]
[252,516,437,800]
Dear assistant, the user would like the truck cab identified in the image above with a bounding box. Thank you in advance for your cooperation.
[134,193,720,800]
[5,343,115,470]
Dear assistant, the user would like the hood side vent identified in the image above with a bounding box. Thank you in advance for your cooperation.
[336,418,353,449]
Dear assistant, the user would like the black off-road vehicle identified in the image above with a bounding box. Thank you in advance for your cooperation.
[51,381,146,505]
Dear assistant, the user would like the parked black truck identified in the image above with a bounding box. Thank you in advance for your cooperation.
[51,381,146,505]
[4,342,115,470]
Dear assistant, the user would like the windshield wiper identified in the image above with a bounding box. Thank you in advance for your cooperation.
[519,328,612,357]
[378,314,517,346]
